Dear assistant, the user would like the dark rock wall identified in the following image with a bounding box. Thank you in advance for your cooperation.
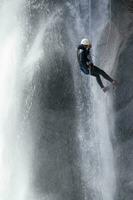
[111,1,133,199]
[23,1,84,200]
[21,0,133,199]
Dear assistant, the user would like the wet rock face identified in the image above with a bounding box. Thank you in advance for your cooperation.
[111,0,133,199]
[24,0,133,199]
[26,1,83,199]
[123,0,133,12]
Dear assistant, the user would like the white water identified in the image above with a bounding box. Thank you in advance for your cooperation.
[0,1,73,200]
[0,1,37,199]
[90,0,116,199]
[69,0,117,200]
[0,0,118,200]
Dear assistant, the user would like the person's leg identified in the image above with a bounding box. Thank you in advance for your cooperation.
[95,75,104,88]
[90,67,105,88]
[80,65,104,88]
[93,66,114,83]
[80,65,113,90]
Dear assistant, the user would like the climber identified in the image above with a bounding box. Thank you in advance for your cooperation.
[77,38,118,92]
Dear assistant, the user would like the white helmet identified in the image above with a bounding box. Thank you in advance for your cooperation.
[81,38,91,46]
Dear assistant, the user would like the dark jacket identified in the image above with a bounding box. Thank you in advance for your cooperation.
[77,44,93,68]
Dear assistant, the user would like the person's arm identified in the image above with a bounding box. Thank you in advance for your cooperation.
[78,49,87,66]
[86,51,93,67]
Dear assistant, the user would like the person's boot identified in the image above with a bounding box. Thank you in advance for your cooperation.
[102,87,109,92]
[112,80,119,88]
[112,80,119,86]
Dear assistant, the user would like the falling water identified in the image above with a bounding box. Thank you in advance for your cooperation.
[0,1,40,199]
[0,0,117,200]
[82,0,116,200]
[68,0,117,200]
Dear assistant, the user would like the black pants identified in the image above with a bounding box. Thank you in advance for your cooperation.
[80,65,113,88]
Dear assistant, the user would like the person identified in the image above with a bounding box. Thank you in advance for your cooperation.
[77,38,118,92]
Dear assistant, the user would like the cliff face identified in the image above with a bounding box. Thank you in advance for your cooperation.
[21,1,133,199]
[111,1,133,199]
[26,1,83,200]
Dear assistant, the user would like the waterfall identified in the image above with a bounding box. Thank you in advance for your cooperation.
[0,0,118,200]
[82,0,116,200]
[67,0,117,199]
[0,1,40,199]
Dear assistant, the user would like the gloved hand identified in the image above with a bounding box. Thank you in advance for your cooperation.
[90,63,94,67]
[86,62,93,68]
